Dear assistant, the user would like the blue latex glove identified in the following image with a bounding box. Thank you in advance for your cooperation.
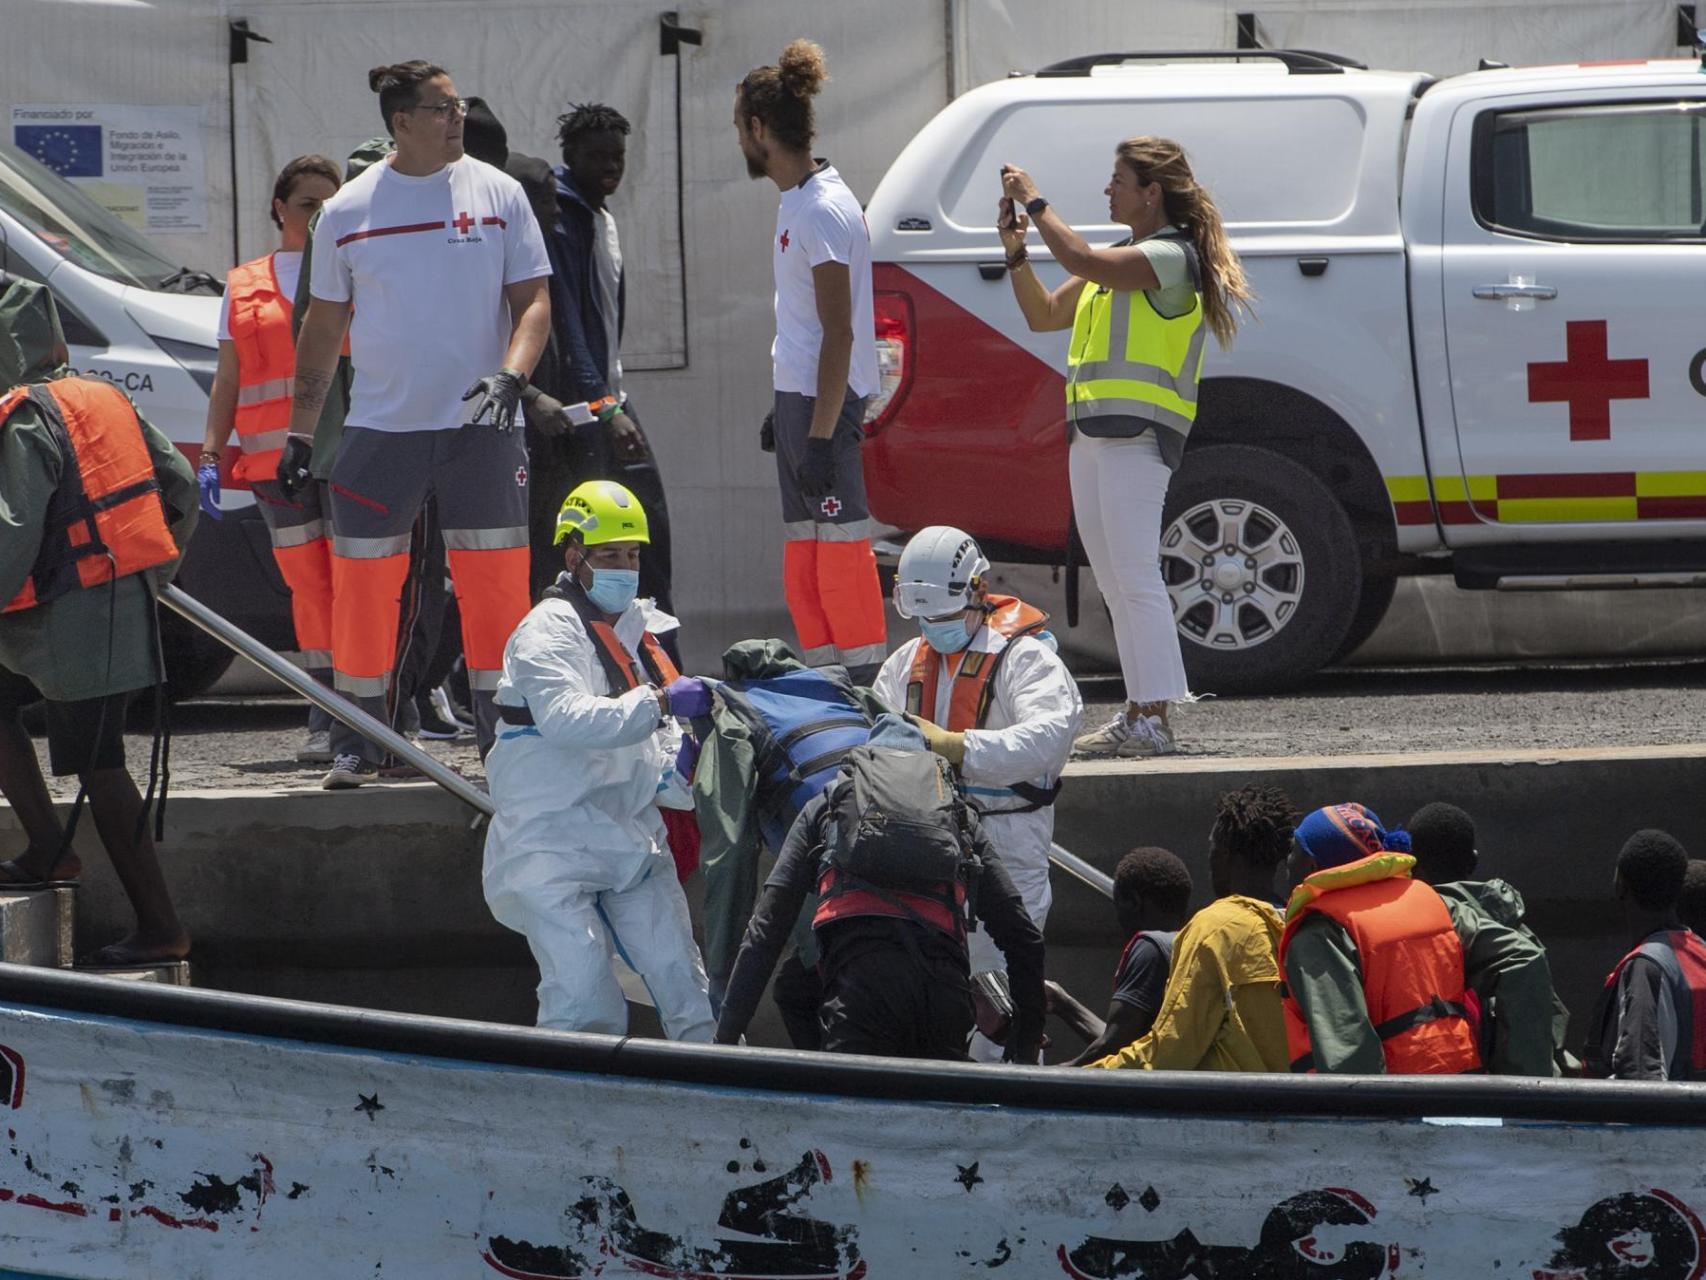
[196,462,222,522]
[663,676,712,720]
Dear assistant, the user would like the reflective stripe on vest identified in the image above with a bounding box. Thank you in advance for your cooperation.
[236,376,295,408]
[1066,238,1207,436]
[1278,851,1482,1075]
[1,379,179,614]
[1603,929,1706,1081]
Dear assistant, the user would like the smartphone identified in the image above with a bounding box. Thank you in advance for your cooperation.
[998,195,1018,232]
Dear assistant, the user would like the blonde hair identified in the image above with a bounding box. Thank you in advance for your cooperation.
[1116,136,1252,347]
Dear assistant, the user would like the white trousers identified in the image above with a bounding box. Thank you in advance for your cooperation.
[966,863,1052,1063]
[514,855,716,1042]
[1069,431,1191,706]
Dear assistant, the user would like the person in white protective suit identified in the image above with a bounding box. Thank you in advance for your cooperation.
[874,525,1083,1060]
[482,480,716,1039]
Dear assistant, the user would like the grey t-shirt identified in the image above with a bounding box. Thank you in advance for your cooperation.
[592,207,624,398]
[1137,232,1197,319]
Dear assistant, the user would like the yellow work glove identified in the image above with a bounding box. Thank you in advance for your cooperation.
[910,715,967,767]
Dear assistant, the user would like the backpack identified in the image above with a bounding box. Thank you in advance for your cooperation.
[814,746,981,945]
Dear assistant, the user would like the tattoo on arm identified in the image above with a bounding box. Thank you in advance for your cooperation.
[293,369,333,418]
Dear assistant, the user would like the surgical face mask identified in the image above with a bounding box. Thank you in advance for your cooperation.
[919,616,972,654]
[585,567,639,614]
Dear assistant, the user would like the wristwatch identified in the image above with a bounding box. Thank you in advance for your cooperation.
[1024,196,1049,217]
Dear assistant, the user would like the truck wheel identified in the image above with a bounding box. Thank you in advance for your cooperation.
[1332,573,1398,662]
[1158,445,1360,694]
[158,611,234,700]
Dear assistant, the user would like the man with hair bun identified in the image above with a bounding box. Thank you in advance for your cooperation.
[283,59,552,786]
[1587,829,1706,1080]
[1090,785,1295,1071]
[734,39,886,684]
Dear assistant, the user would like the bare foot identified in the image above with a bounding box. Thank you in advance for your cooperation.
[0,849,82,889]
[77,930,191,968]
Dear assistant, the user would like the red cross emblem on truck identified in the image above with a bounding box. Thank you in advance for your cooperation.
[1527,319,1649,441]
[452,211,476,236]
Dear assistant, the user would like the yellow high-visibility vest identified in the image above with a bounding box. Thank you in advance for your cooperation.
[1066,245,1206,440]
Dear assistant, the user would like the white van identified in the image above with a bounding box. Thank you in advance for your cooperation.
[0,139,274,693]
[863,51,1706,691]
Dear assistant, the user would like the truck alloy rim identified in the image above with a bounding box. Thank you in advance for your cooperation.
[1160,498,1306,650]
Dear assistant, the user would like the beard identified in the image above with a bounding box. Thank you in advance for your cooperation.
[743,141,768,180]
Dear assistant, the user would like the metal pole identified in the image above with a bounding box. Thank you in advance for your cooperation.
[159,584,494,818]
[1049,842,1114,900]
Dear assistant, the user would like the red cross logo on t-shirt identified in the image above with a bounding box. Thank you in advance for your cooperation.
[452,211,476,236]
[779,229,790,252]
[515,464,528,487]
[820,496,842,518]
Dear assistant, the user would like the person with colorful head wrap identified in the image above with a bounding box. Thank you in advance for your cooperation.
[1277,802,1482,1075]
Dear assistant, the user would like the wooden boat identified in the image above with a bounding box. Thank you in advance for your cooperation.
[0,963,1701,1279]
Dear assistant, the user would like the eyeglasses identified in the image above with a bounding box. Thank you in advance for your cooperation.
[413,98,468,120]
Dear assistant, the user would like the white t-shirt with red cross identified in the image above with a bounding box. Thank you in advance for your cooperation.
[309,155,551,432]
[771,163,879,400]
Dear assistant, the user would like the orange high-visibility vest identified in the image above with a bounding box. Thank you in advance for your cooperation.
[1,379,179,614]
[225,254,298,484]
[903,595,1049,732]
[1279,851,1482,1075]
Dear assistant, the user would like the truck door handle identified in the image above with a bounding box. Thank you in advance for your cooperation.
[978,261,1007,281]
[1472,283,1557,301]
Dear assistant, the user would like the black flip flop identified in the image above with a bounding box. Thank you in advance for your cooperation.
[0,857,79,892]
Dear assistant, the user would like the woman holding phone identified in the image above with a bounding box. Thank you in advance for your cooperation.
[999,138,1250,756]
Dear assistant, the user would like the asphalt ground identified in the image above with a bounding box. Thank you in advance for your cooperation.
[17,655,1704,799]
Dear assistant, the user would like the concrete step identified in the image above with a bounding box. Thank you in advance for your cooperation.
[79,960,192,986]
[0,889,73,968]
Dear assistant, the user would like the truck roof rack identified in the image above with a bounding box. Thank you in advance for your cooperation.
[1035,49,1367,77]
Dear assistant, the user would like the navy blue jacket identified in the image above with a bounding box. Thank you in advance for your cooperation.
[544,168,625,404]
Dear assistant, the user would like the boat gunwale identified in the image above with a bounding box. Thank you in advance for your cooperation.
[1,963,1702,1124]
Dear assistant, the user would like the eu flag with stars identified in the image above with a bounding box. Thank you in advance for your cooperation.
[15,125,103,178]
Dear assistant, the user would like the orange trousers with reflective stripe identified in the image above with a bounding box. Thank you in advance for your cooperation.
[782,539,886,666]
[251,480,333,667]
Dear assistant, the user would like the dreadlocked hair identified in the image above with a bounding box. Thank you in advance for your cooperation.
[556,102,631,155]
[1212,784,1299,869]
[739,39,828,153]
[1116,136,1252,348]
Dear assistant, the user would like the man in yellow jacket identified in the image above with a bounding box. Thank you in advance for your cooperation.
[1091,784,1295,1071]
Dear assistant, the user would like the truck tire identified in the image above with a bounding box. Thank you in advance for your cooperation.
[158,610,234,700]
[1158,445,1360,694]
[1332,573,1398,662]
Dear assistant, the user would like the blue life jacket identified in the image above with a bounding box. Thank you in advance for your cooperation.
[715,666,873,851]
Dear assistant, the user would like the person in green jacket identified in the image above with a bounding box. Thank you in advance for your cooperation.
[0,279,196,965]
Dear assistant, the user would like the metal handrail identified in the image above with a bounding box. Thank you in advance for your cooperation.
[159,584,494,818]
[1049,842,1113,900]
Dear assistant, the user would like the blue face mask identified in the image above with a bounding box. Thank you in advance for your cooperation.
[919,617,972,654]
[585,568,639,614]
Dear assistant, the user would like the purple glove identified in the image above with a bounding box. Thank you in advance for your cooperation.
[663,676,712,719]
[196,462,222,522]
[675,733,701,781]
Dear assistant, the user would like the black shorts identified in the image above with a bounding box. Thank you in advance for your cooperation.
[0,669,130,776]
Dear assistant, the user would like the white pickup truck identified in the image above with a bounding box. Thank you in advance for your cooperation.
[862,51,1706,691]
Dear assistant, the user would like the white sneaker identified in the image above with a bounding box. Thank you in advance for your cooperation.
[1072,714,1178,758]
[321,753,373,790]
[296,729,333,764]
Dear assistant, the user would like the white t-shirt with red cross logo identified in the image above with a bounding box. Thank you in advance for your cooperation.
[771,163,879,400]
[310,155,551,432]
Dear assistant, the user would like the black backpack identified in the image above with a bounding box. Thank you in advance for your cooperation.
[820,746,980,941]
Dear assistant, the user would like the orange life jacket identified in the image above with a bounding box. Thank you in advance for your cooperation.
[904,594,1049,732]
[225,254,298,485]
[1279,851,1482,1075]
[1592,929,1706,1081]
[1,378,179,614]
[548,578,679,692]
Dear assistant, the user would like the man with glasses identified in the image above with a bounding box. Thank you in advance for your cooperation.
[283,61,552,786]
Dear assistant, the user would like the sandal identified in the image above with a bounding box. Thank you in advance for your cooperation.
[0,855,80,892]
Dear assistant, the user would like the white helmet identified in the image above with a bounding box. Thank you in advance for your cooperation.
[892,526,990,619]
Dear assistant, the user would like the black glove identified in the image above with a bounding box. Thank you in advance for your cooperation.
[461,367,528,432]
[797,436,837,499]
[276,434,314,499]
[759,410,776,454]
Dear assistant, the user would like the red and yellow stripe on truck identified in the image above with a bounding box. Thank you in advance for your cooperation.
[1387,471,1706,525]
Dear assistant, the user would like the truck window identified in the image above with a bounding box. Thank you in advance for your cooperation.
[1475,101,1706,242]
[938,96,1366,230]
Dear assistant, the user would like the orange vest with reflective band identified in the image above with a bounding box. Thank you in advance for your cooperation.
[904,595,1049,731]
[1279,851,1482,1075]
[225,254,298,484]
[0,378,179,614]
[545,578,680,693]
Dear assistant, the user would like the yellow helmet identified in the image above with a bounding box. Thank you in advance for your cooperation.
[553,480,651,547]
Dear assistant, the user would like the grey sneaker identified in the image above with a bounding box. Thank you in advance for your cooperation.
[321,753,375,790]
[1072,714,1178,758]
[296,729,334,764]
